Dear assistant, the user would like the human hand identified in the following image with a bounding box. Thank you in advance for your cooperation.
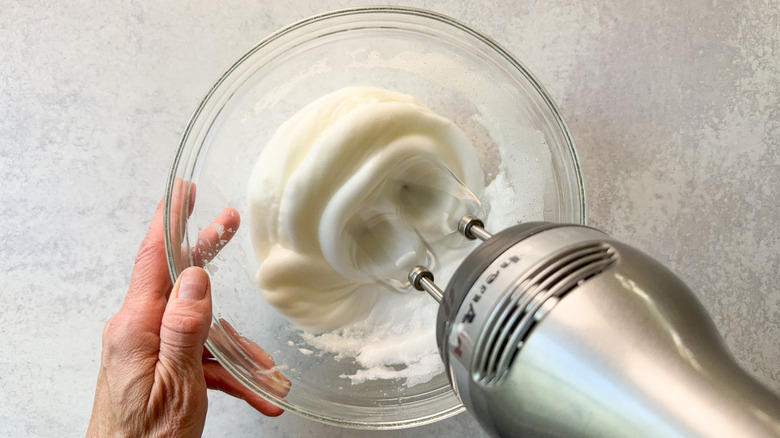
[87,189,284,438]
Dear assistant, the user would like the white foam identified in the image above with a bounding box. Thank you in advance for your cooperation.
[247,87,548,387]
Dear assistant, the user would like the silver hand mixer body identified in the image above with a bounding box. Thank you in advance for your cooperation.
[430,222,780,438]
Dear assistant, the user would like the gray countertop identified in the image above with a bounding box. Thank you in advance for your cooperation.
[2,1,778,436]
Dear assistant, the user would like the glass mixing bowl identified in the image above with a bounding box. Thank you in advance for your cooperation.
[164,6,586,429]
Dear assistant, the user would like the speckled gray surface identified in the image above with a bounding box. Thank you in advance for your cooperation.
[1,1,778,436]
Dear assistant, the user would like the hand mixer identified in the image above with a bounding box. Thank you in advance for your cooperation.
[403,216,780,438]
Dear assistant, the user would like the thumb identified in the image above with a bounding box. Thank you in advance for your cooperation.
[159,267,212,368]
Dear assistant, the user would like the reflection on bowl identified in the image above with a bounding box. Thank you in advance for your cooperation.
[164,6,585,429]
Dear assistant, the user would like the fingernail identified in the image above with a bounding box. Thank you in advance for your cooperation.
[178,267,208,300]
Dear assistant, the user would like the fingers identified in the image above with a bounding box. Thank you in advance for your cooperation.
[187,183,197,216]
[218,319,283,374]
[122,181,237,335]
[223,322,291,397]
[123,198,172,317]
[192,207,240,267]
[204,319,290,415]
[203,360,285,417]
[125,180,195,312]
[158,267,213,370]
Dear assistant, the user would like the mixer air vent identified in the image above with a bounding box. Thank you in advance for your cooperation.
[474,242,617,385]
